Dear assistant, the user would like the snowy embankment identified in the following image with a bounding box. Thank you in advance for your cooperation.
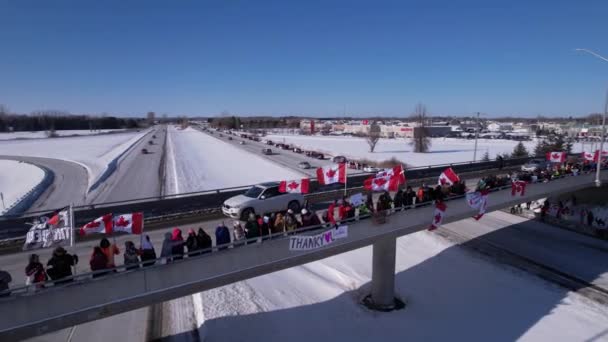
[0,130,149,190]
[267,134,583,167]
[0,160,45,215]
[194,231,608,341]
[0,129,127,140]
[165,126,302,195]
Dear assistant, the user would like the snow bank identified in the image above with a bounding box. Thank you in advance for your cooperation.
[267,134,583,167]
[197,231,608,341]
[0,129,127,140]
[0,160,45,215]
[0,130,149,189]
[165,126,302,195]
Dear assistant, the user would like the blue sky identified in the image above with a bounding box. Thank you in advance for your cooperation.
[1,0,607,117]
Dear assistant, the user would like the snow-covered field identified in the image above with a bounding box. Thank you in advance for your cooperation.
[0,160,44,214]
[0,129,127,140]
[165,126,302,194]
[193,231,608,341]
[267,135,584,167]
[0,130,149,188]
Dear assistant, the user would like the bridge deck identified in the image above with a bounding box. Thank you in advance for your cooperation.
[0,172,604,340]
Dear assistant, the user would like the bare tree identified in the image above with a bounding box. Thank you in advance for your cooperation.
[410,103,432,153]
[367,120,381,152]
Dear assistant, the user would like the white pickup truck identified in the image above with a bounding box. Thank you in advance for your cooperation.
[222,182,305,220]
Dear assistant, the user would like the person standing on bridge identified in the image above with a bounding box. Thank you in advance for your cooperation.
[161,232,173,262]
[46,247,78,284]
[90,247,109,278]
[140,235,157,266]
[245,213,261,242]
[186,229,200,257]
[25,254,47,288]
[171,228,185,260]
[273,213,286,235]
[99,238,120,269]
[215,223,231,250]
[123,241,140,270]
[197,228,213,253]
[0,268,11,297]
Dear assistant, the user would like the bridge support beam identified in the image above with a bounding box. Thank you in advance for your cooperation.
[365,236,403,311]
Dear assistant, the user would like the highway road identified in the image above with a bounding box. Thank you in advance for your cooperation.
[201,129,367,178]
[0,156,88,214]
[86,126,166,205]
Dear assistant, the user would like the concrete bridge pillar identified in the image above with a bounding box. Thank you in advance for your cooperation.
[366,236,403,311]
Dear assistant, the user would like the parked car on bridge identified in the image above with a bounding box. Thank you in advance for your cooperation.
[521,159,549,172]
[222,182,304,220]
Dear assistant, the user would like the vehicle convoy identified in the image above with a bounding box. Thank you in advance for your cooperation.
[521,159,549,172]
[222,182,304,220]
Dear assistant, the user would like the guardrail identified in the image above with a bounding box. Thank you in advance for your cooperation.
[0,157,531,239]
[3,163,54,216]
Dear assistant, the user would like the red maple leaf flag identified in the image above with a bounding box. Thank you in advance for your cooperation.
[582,152,595,162]
[316,163,346,185]
[376,165,406,185]
[438,167,460,186]
[428,201,447,231]
[112,212,144,235]
[546,151,566,163]
[363,175,400,192]
[279,178,310,194]
[511,180,526,196]
[593,150,608,162]
[80,214,113,235]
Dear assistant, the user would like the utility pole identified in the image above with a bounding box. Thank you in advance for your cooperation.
[473,112,480,162]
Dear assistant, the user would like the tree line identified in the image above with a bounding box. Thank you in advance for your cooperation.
[0,111,144,132]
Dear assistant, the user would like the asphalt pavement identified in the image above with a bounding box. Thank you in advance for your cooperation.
[0,156,88,214]
[86,126,166,205]
[202,129,367,178]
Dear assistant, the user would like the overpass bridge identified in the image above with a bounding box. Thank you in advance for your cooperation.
[0,172,604,341]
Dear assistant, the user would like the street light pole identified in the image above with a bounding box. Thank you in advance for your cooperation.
[576,48,608,187]
[473,112,480,162]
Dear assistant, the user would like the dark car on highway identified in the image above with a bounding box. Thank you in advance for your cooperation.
[293,147,303,153]
[141,148,148,154]
[266,140,274,145]
[333,156,347,163]
[281,144,291,150]
[262,148,273,155]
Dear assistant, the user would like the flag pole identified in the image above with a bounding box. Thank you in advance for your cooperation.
[69,203,75,247]
[343,163,348,197]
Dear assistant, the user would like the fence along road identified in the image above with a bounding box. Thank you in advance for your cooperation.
[0,172,603,341]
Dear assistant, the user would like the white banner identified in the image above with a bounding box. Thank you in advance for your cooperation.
[349,193,364,206]
[289,225,348,251]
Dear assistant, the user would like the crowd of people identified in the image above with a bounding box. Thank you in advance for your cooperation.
[0,161,602,295]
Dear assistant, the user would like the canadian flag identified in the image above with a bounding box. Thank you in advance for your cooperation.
[594,150,608,162]
[466,190,489,220]
[279,178,310,193]
[511,180,526,196]
[80,214,113,235]
[364,175,400,192]
[316,163,346,185]
[582,151,595,162]
[112,212,144,235]
[438,167,460,186]
[428,201,447,231]
[546,151,566,163]
[376,165,406,185]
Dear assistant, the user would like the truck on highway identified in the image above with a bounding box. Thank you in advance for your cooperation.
[222,182,304,220]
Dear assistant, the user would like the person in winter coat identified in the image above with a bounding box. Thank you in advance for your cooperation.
[215,223,231,250]
[197,228,213,253]
[171,228,185,260]
[160,232,173,262]
[0,269,11,297]
[393,189,404,210]
[338,200,353,221]
[46,246,78,284]
[260,216,271,240]
[285,209,299,231]
[377,191,393,212]
[325,201,337,225]
[404,186,415,207]
[273,213,286,234]
[267,213,276,236]
[365,193,375,213]
[140,235,157,267]
[123,241,140,270]
[90,247,109,278]
[99,238,120,269]
[245,213,261,242]
[186,229,200,256]
[416,187,425,204]
[25,254,46,287]
[300,209,320,227]
[233,221,246,245]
